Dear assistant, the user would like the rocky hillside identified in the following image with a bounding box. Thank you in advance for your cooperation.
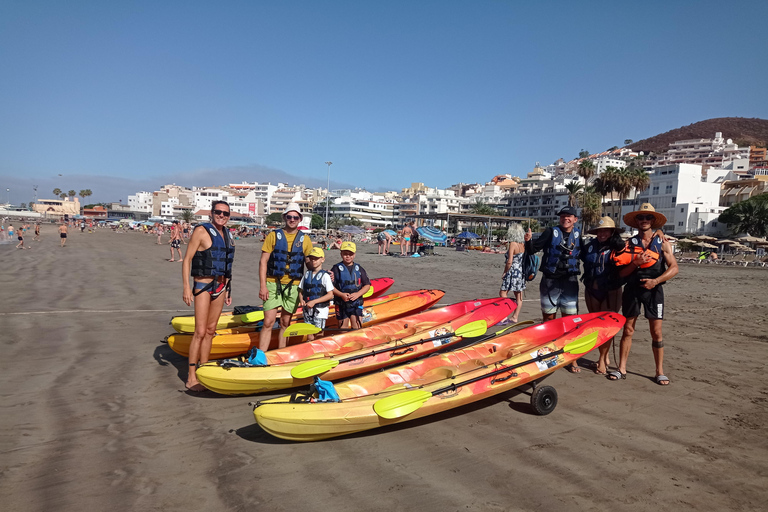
[629,117,768,155]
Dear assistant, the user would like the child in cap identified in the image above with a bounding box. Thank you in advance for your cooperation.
[331,242,371,329]
[298,247,335,340]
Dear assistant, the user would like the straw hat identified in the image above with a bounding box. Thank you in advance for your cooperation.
[587,216,624,235]
[282,202,303,221]
[623,203,667,229]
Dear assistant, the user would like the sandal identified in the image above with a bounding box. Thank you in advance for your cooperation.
[565,365,581,373]
[655,374,670,385]
[607,370,626,381]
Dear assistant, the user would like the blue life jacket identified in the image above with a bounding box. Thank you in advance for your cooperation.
[582,238,616,289]
[267,229,305,280]
[312,376,340,402]
[302,270,330,308]
[542,226,581,276]
[336,262,363,309]
[191,223,235,278]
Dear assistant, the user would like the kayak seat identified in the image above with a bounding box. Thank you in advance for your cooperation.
[415,367,455,383]
[339,342,365,352]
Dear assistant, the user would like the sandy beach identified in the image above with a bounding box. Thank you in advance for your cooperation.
[1,226,767,511]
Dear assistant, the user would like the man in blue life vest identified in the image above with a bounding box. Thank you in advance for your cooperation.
[524,205,583,373]
[258,203,314,351]
[608,203,678,385]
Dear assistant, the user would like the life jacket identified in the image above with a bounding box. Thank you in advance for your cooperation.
[582,238,617,289]
[302,270,331,308]
[191,223,235,278]
[267,229,306,280]
[542,226,581,275]
[336,262,364,309]
[612,233,666,280]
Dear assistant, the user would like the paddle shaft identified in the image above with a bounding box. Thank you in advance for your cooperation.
[336,331,458,365]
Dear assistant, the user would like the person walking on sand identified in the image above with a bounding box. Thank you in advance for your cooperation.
[258,203,313,351]
[34,222,41,241]
[58,222,68,247]
[524,205,583,373]
[499,223,526,324]
[168,220,183,262]
[608,203,678,385]
[581,216,625,375]
[182,200,235,392]
[156,223,164,244]
[16,225,28,249]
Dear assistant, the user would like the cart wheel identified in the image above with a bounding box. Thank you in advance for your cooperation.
[530,385,558,416]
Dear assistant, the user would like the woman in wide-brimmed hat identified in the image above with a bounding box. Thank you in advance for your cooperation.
[581,216,625,374]
[623,203,667,231]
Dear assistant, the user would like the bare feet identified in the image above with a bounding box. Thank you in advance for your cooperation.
[168,259,175,262]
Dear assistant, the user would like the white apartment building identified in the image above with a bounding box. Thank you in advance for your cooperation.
[593,155,627,174]
[506,166,577,225]
[316,196,396,228]
[127,191,154,213]
[655,132,750,169]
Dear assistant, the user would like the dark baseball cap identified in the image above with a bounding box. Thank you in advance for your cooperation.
[557,206,578,217]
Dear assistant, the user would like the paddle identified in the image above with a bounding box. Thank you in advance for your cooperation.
[373,331,599,420]
[290,320,489,379]
[281,287,375,337]
[240,310,265,324]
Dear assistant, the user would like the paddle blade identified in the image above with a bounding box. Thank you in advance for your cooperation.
[454,320,488,338]
[496,319,535,335]
[240,310,265,324]
[283,323,321,337]
[362,286,374,298]
[373,389,433,420]
[290,358,340,379]
[563,332,600,355]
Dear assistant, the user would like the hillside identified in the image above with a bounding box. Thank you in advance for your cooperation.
[629,117,768,155]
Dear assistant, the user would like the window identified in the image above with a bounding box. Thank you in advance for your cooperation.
[678,221,684,226]
[712,222,718,227]
[665,185,674,193]
[652,186,659,195]
[672,196,676,202]
[680,208,684,213]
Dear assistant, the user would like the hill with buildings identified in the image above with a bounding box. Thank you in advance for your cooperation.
[629,117,768,154]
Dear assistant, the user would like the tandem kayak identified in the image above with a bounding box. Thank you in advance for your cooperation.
[169,277,395,333]
[253,312,626,441]
[195,298,514,395]
[167,289,444,359]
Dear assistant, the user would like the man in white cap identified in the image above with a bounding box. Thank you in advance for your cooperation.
[609,203,678,385]
[258,202,314,350]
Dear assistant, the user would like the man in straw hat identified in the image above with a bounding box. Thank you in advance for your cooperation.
[525,205,583,373]
[581,216,626,375]
[608,203,678,385]
[258,202,314,350]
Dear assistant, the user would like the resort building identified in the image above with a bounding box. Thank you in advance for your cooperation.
[653,132,750,170]
[32,197,81,218]
[505,165,577,226]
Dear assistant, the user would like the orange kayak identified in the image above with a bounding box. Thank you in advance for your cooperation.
[253,312,626,441]
[167,289,444,359]
[195,298,515,395]
[169,277,395,333]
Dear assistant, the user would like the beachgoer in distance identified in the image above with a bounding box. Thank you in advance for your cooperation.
[377,230,392,255]
[34,223,41,241]
[258,203,313,350]
[709,251,718,261]
[524,205,582,373]
[401,223,412,256]
[58,223,67,247]
[409,222,419,255]
[182,200,235,392]
[332,241,371,330]
[16,225,27,249]
[298,247,335,341]
[168,220,183,262]
[609,203,678,385]
[581,216,625,375]
[499,223,526,324]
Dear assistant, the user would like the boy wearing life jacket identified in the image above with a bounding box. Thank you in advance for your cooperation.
[331,242,371,330]
[609,203,678,385]
[182,200,235,391]
[298,247,335,341]
[258,203,314,350]
[524,205,582,373]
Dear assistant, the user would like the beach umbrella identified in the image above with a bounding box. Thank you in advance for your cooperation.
[698,242,718,249]
[752,239,768,246]
[692,235,717,242]
[384,229,397,236]
[456,231,480,239]
[717,239,738,245]
[297,226,310,231]
[737,235,761,243]
[339,225,365,235]
[416,226,447,244]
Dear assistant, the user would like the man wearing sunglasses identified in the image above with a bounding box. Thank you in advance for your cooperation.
[609,203,678,385]
[258,202,314,350]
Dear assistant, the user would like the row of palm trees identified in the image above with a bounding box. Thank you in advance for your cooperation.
[52,188,93,202]
[564,159,651,230]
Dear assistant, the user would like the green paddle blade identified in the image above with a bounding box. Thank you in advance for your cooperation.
[562,332,600,355]
[453,320,488,338]
[283,323,322,337]
[240,310,265,324]
[362,286,374,298]
[290,358,340,379]
[495,319,535,335]
[373,389,433,420]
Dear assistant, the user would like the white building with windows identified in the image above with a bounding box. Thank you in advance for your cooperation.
[655,132,751,170]
[127,191,153,214]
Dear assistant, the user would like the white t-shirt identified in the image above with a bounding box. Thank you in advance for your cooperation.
[298,270,335,319]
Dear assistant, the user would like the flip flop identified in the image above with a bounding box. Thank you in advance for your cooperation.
[608,370,626,381]
[565,365,581,373]
[655,375,670,385]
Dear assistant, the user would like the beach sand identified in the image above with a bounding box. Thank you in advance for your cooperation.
[1,227,767,511]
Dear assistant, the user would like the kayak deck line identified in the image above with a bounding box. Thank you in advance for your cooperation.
[1,308,190,316]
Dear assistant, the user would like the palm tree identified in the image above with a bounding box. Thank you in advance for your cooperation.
[179,210,195,223]
[564,182,584,207]
[79,189,93,202]
[67,190,76,201]
[593,167,617,218]
[578,186,602,231]
[577,159,595,183]
[59,193,68,200]
[613,168,633,220]
[471,199,498,215]
[53,188,62,197]
[628,167,650,210]
[719,194,768,236]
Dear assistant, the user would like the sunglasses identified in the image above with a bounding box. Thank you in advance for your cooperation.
[284,215,300,221]
[212,209,231,217]
[635,214,654,221]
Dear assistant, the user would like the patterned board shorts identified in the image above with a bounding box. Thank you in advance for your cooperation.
[171,239,181,248]
[539,276,579,315]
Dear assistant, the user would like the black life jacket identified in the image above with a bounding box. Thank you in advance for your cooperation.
[191,223,235,278]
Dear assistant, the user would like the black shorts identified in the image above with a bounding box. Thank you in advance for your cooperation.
[171,239,181,248]
[622,284,664,320]
[60,233,67,238]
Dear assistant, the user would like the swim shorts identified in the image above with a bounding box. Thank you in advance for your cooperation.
[539,276,579,315]
[622,284,664,320]
[171,239,181,248]
[60,233,67,238]
[302,309,327,330]
[264,280,300,314]
[335,299,364,320]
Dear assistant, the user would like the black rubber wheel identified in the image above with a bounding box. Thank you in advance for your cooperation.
[530,385,558,416]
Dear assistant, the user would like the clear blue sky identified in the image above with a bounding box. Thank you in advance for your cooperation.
[2,0,767,204]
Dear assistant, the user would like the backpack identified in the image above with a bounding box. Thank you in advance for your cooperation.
[523,252,540,282]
